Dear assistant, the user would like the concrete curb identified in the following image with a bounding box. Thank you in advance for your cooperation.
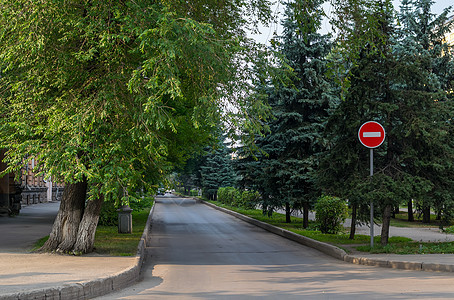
[201,200,454,273]
[0,203,156,300]
[202,201,346,260]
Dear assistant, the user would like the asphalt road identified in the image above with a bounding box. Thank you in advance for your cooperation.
[98,195,454,299]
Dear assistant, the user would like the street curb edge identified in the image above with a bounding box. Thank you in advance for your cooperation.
[200,200,454,273]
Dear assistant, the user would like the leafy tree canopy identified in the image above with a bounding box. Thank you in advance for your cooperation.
[0,0,274,202]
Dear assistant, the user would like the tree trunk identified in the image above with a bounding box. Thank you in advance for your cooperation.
[73,194,104,254]
[380,204,392,246]
[302,202,309,229]
[40,179,87,253]
[422,205,431,223]
[407,200,414,222]
[285,202,291,223]
[349,204,357,240]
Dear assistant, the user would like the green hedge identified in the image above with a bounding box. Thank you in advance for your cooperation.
[218,187,260,209]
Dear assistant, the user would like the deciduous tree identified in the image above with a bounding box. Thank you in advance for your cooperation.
[0,0,272,253]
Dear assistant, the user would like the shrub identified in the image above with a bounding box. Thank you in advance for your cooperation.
[99,200,118,226]
[240,190,260,209]
[190,189,199,197]
[314,195,348,234]
[217,187,229,204]
[218,187,261,209]
[445,225,454,234]
[217,187,236,205]
[128,195,153,211]
[227,188,241,206]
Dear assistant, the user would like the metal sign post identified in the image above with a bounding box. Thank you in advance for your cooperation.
[370,148,374,248]
[358,121,385,249]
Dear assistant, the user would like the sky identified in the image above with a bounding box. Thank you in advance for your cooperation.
[252,0,453,45]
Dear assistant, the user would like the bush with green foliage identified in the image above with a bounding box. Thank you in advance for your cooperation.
[98,200,118,226]
[218,187,239,205]
[240,190,260,209]
[190,189,199,197]
[128,195,154,211]
[218,187,260,209]
[314,195,348,234]
[444,225,454,234]
[217,187,229,203]
[98,195,154,226]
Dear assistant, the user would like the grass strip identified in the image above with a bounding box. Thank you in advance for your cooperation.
[32,206,152,256]
[93,207,151,256]
[207,200,371,245]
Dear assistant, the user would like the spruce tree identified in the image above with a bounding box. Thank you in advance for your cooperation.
[199,135,236,200]
[324,0,454,245]
[395,0,454,224]
[320,0,401,244]
[241,0,335,225]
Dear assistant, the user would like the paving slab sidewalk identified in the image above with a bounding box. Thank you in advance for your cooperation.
[0,253,137,296]
[0,201,153,299]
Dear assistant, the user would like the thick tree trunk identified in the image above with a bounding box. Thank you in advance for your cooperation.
[73,194,104,254]
[302,202,309,229]
[285,202,291,223]
[40,179,87,253]
[422,205,431,223]
[407,200,414,222]
[349,204,357,240]
[380,204,392,246]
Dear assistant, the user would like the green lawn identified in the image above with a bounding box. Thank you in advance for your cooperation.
[208,201,370,245]
[94,207,151,256]
[33,206,152,256]
[390,210,452,228]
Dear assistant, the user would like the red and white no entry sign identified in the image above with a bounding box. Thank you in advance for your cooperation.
[358,121,385,148]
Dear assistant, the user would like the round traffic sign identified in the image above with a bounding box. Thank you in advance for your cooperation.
[358,121,385,148]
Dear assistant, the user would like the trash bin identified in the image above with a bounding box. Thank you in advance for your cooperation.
[117,205,133,234]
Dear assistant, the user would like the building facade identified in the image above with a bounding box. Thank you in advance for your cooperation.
[0,150,63,215]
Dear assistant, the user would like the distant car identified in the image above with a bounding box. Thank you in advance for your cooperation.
[157,189,165,195]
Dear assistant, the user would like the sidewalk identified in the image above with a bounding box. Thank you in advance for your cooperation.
[0,253,137,297]
[0,202,153,300]
[281,208,454,242]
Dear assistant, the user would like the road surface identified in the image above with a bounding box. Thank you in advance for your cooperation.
[97,195,454,299]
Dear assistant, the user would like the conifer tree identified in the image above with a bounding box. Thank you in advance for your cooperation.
[395,0,454,224]
[324,0,454,244]
[238,0,335,225]
[321,0,400,244]
[199,135,236,200]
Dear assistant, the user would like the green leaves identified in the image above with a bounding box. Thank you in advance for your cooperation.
[0,0,274,202]
[314,195,348,234]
